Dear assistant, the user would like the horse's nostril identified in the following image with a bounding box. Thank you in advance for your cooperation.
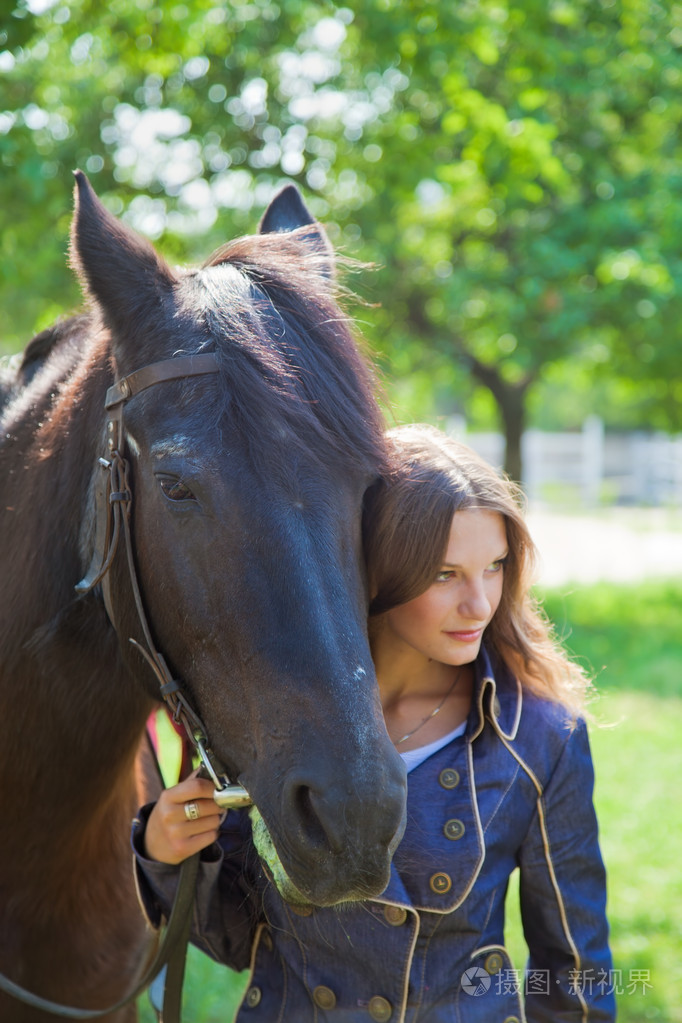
[293,784,338,853]
[285,777,353,857]
[263,760,406,902]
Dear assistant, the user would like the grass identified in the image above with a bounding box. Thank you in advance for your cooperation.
[139,579,682,1022]
[542,578,682,699]
[138,951,246,1022]
[508,580,682,1022]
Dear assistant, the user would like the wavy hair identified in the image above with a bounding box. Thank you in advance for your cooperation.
[363,424,589,714]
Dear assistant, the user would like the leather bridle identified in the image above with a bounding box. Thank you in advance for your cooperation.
[76,351,250,807]
[0,353,251,1020]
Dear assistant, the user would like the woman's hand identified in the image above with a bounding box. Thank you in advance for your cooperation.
[144,770,223,864]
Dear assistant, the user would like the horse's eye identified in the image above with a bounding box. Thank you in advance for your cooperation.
[159,477,196,503]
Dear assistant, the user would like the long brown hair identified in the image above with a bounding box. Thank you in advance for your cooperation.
[364,424,589,713]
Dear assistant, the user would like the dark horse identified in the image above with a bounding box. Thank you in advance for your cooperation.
[0,174,406,1020]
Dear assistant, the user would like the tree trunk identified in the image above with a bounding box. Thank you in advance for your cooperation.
[467,358,533,484]
[497,384,525,484]
[401,299,534,484]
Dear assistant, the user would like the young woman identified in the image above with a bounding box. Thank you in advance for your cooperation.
[133,424,615,1021]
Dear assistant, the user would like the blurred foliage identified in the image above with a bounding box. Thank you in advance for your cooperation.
[2,0,682,475]
[542,577,682,698]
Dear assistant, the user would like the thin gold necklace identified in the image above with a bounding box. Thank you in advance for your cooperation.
[395,667,463,745]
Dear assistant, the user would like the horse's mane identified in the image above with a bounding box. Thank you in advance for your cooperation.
[0,315,99,436]
[0,321,74,413]
[193,230,387,481]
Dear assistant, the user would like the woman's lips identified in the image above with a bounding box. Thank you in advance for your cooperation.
[444,628,484,642]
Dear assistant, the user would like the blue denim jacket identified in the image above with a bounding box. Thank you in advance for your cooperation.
[133,647,615,1022]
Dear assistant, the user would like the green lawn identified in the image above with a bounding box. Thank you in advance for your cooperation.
[140,579,682,1022]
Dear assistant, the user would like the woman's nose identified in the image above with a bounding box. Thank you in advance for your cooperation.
[458,580,491,620]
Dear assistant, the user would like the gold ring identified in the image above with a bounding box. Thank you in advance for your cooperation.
[184,801,199,821]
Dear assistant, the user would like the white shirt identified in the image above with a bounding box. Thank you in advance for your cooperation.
[399,721,467,773]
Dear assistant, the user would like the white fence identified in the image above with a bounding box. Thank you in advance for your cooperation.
[447,415,682,507]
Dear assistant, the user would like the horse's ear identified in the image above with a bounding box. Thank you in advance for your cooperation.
[259,184,334,278]
[69,170,176,334]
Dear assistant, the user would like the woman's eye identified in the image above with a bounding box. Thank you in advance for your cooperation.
[159,478,196,503]
[435,569,455,583]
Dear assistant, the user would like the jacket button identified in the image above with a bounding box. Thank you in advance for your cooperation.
[313,985,337,1010]
[503,1018,521,1023]
[439,768,460,789]
[245,986,262,1007]
[443,818,465,840]
[383,905,407,926]
[368,995,393,1021]
[484,952,504,975]
[429,872,452,894]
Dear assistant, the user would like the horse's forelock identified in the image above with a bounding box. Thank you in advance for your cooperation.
[190,237,387,477]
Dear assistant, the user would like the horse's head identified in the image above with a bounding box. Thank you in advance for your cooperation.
[71,174,406,906]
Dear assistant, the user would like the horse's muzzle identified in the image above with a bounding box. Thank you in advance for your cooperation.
[246,757,408,907]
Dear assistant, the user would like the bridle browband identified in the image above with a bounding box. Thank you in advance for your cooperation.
[105,351,221,407]
[0,353,250,1020]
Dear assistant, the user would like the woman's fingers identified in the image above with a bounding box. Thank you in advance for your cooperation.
[143,774,224,864]
[178,797,222,828]
[166,771,218,805]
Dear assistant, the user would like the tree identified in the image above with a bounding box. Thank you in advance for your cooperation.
[0,0,321,345]
[2,0,682,479]
[327,0,682,478]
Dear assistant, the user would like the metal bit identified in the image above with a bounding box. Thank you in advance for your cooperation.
[213,784,253,809]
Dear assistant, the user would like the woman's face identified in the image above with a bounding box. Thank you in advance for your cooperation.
[381,508,508,668]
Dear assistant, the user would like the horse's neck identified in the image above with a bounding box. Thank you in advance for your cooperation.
[1,623,154,855]
[0,716,158,1002]
[0,331,155,860]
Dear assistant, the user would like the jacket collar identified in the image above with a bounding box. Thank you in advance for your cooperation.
[468,645,523,742]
